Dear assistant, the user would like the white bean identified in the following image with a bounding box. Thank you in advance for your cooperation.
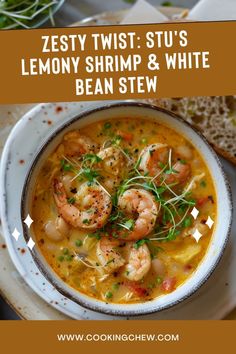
[44,216,69,242]
[151,258,166,276]
[176,145,193,160]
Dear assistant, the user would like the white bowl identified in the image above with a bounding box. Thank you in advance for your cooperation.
[21,102,232,316]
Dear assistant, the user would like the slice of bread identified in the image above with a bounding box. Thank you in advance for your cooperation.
[149,96,236,165]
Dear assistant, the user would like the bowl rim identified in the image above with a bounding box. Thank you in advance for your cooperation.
[21,101,233,316]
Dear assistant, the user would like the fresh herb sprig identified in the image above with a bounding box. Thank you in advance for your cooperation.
[110,148,195,243]
[0,0,59,29]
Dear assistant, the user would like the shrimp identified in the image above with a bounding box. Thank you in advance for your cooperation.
[96,237,125,273]
[118,189,158,241]
[62,131,97,157]
[61,174,77,195]
[96,238,151,281]
[165,161,191,184]
[124,243,151,281]
[97,147,125,176]
[53,179,112,229]
[139,143,169,176]
[44,216,69,242]
[139,143,190,184]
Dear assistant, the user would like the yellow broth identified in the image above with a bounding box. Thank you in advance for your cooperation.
[32,117,217,303]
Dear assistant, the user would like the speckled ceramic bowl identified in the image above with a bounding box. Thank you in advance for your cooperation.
[21,102,232,316]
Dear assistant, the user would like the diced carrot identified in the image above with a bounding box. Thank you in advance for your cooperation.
[161,277,177,292]
[124,281,148,297]
[197,197,209,207]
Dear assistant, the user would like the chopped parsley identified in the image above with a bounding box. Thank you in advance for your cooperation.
[83,153,102,165]
[156,276,163,284]
[60,159,73,171]
[105,291,113,299]
[112,283,120,290]
[104,122,112,129]
[88,232,101,240]
[75,240,83,247]
[183,216,192,228]
[134,239,149,249]
[67,197,76,204]
[82,219,90,225]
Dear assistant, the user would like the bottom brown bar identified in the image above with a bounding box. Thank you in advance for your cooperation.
[0,320,235,353]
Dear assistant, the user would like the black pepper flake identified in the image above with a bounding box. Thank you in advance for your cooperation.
[208,195,214,203]
[70,188,77,194]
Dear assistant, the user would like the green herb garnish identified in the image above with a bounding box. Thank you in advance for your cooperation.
[179,159,186,164]
[82,168,100,183]
[83,153,102,165]
[141,137,148,144]
[134,239,149,249]
[61,159,73,171]
[82,219,90,225]
[65,255,73,262]
[161,1,173,6]
[112,283,120,290]
[75,240,83,247]
[105,291,113,299]
[88,232,101,240]
[67,197,76,204]
[118,219,135,231]
[183,216,192,228]
[0,0,59,30]
[104,122,112,129]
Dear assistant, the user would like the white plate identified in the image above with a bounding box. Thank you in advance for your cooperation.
[0,6,236,320]
[0,100,236,320]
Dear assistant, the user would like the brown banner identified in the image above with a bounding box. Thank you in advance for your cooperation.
[0,21,236,104]
[0,320,235,353]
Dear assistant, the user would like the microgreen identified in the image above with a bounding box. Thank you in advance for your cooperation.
[106,259,115,266]
[82,168,100,183]
[83,153,102,165]
[61,159,73,171]
[0,0,58,29]
[67,197,76,204]
[88,232,101,240]
[117,219,135,231]
[179,159,186,164]
[112,135,122,146]
[134,239,149,249]
[182,216,192,228]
